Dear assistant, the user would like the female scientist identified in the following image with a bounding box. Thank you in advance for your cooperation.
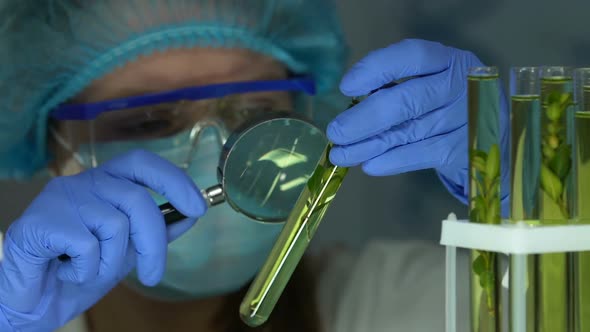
[0,1,508,331]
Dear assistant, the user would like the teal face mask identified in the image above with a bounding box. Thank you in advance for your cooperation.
[121,129,283,300]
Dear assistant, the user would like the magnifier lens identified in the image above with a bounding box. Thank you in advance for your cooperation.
[222,117,327,222]
[160,115,327,224]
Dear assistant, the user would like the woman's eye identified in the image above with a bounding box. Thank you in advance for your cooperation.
[113,118,183,139]
[92,102,195,141]
[237,93,292,111]
[128,119,173,133]
[238,100,276,112]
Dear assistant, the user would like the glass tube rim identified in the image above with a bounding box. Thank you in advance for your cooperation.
[574,67,590,80]
[468,66,498,77]
[511,66,540,72]
[539,65,573,78]
[510,66,540,96]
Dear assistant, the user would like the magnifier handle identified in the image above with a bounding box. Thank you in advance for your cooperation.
[160,202,187,225]
[160,184,225,225]
[368,76,419,95]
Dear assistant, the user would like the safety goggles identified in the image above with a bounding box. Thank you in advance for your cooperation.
[49,77,316,169]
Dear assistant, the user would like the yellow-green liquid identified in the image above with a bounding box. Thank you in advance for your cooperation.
[573,109,590,332]
[239,144,348,327]
[510,95,541,221]
[509,82,586,332]
[536,77,573,332]
[509,95,541,332]
[540,77,573,221]
[503,79,585,331]
[574,91,590,221]
[468,75,502,332]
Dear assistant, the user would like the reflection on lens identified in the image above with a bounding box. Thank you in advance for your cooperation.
[222,117,327,222]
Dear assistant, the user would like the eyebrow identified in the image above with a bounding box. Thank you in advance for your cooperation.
[96,70,289,102]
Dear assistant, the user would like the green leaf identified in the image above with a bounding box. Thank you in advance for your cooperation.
[308,202,330,218]
[479,275,487,288]
[475,196,487,223]
[306,165,325,205]
[540,164,563,201]
[472,177,485,197]
[490,197,501,224]
[473,255,486,275]
[485,199,500,224]
[307,166,345,218]
[471,155,487,174]
[549,144,572,180]
[485,271,496,287]
[474,195,486,211]
[559,92,573,108]
[544,123,564,138]
[485,144,500,181]
[548,135,560,149]
[559,197,570,218]
[488,178,500,198]
[471,149,488,161]
[546,91,562,105]
[479,208,487,225]
[546,104,562,121]
[318,174,341,205]
[543,144,555,160]
[479,271,495,289]
[469,208,480,222]
[307,164,325,192]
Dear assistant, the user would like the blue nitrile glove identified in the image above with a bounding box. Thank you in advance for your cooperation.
[327,39,509,213]
[0,150,207,332]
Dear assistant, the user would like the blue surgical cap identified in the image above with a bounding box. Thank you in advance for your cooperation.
[0,0,348,179]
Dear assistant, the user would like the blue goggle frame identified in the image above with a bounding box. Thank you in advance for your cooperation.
[50,77,316,121]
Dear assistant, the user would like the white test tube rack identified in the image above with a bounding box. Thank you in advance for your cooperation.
[440,213,590,332]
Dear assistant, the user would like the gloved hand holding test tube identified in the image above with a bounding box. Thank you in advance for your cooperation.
[239,80,407,327]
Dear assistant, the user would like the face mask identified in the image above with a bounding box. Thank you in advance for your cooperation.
[54,127,283,300]
[124,128,283,300]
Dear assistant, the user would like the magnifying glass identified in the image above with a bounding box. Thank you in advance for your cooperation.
[159,111,328,224]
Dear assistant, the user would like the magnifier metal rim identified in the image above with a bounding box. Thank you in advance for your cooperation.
[217,110,324,223]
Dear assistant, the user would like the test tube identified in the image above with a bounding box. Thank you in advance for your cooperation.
[467,66,502,332]
[539,66,574,222]
[537,66,573,332]
[239,143,348,326]
[509,67,541,223]
[573,68,590,332]
[238,98,361,327]
[573,68,590,222]
[508,67,540,332]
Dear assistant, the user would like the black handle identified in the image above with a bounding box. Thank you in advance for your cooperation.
[160,202,188,225]
[57,202,186,262]
[369,81,399,94]
[368,76,422,96]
